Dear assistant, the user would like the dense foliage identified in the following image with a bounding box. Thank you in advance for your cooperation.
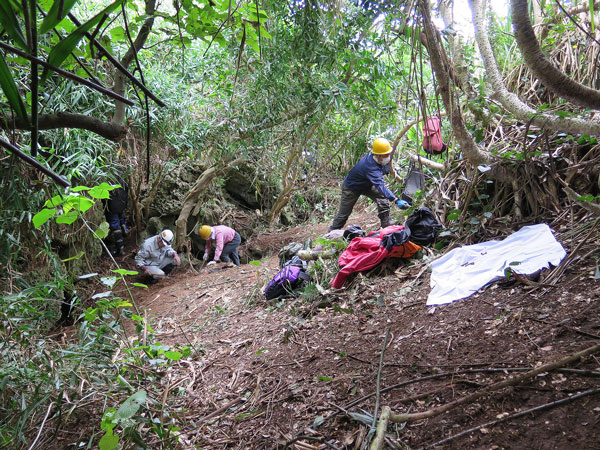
[1,0,600,448]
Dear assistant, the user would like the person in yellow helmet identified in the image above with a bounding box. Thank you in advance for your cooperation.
[329,137,409,231]
[198,224,241,266]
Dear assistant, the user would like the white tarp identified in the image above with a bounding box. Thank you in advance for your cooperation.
[427,223,567,306]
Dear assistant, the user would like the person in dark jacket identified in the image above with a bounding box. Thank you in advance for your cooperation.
[329,138,409,231]
[103,178,129,256]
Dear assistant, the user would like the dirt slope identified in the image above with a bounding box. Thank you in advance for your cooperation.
[112,210,600,449]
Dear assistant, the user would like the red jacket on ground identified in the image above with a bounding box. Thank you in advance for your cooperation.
[331,225,421,288]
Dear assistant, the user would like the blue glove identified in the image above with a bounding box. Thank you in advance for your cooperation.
[395,199,410,209]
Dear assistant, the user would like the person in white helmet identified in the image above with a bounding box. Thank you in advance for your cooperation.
[135,229,181,280]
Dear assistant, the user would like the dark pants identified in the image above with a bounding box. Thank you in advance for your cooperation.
[106,211,127,256]
[329,182,391,231]
[107,211,127,233]
[219,232,241,266]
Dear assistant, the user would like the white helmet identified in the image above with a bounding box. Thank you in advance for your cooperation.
[160,229,174,245]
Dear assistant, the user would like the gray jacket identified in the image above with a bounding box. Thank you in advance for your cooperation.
[135,235,176,269]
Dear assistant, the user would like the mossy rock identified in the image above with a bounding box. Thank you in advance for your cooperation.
[150,159,208,217]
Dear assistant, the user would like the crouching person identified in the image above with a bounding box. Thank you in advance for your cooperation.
[135,229,181,281]
[197,225,241,267]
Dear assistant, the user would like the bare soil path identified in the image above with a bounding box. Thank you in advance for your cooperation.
[111,209,600,449]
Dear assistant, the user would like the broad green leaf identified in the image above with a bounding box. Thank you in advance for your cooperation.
[98,431,119,450]
[45,0,124,77]
[70,185,91,192]
[245,34,260,54]
[55,210,79,224]
[0,2,27,50]
[40,0,79,35]
[95,221,110,239]
[100,408,118,432]
[115,390,146,421]
[259,26,272,39]
[64,196,94,213]
[0,53,27,121]
[110,26,125,41]
[164,351,182,360]
[88,182,116,199]
[32,208,56,228]
[44,195,65,208]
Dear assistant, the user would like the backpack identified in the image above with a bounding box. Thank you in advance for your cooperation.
[278,242,304,267]
[422,116,447,155]
[264,257,311,300]
[405,207,443,246]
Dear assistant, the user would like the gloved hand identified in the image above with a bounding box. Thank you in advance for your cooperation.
[207,260,217,266]
[202,253,209,261]
[395,199,410,209]
[172,251,180,265]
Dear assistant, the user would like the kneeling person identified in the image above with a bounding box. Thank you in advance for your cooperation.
[135,229,181,280]
[198,225,241,266]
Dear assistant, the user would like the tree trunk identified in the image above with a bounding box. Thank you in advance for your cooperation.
[511,0,600,110]
[112,0,158,125]
[418,0,491,167]
[470,0,600,136]
[174,158,245,250]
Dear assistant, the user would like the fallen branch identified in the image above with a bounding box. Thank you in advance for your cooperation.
[371,327,391,432]
[197,397,244,423]
[369,341,600,450]
[297,249,337,261]
[407,153,445,171]
[422,386,600,449]
[542,217,600,286]
[316,367,534,428]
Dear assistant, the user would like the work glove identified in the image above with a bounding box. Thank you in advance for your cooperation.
[202,253,209,261]
[172,251,180,265]
[207,260,217,266]
[395,199,410,209]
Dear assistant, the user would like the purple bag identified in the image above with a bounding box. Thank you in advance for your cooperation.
[264,265,310,300]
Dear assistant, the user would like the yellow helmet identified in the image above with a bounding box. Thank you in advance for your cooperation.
[372,138,392,155]
[198,225,212,239]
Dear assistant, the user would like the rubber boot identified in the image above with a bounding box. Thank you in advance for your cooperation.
[112,230,125,256]
[379,213,392,229]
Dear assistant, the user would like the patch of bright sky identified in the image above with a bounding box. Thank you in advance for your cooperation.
[445,0,509,39]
